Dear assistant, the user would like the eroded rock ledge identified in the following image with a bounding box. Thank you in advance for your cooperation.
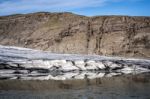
[0,45,150,80]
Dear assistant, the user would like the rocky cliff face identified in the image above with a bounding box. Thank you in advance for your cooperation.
[0,12,150,58]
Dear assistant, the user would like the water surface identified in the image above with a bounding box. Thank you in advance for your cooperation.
[0,72,150,99]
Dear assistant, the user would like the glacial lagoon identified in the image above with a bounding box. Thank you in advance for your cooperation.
[0,72,150,99]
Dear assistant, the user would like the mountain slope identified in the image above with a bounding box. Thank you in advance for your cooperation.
[0,12,150,58]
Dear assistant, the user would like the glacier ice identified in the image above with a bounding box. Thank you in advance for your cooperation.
[0,45,150,80]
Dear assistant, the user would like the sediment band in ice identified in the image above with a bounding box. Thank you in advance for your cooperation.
[0,45,150,80]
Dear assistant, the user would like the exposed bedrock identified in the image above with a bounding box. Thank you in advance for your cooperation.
[0,12,150,58]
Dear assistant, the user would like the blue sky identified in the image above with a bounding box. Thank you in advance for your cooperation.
[0,0,150,16]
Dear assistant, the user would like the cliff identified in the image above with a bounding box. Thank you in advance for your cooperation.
[0,12,150,58]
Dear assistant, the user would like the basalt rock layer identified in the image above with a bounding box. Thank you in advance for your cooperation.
[0,12,150,58]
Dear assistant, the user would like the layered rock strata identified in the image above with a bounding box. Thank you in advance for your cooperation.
[0,12,150,58]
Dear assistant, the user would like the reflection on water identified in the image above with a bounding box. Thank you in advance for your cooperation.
[0,72,150,99]
[0,70,134,80]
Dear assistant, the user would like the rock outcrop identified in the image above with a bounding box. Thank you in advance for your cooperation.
[0,12,150,58]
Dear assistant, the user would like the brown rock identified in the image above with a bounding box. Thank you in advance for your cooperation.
[0,12,150,58]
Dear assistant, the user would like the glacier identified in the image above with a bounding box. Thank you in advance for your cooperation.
[0,45,150,80]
